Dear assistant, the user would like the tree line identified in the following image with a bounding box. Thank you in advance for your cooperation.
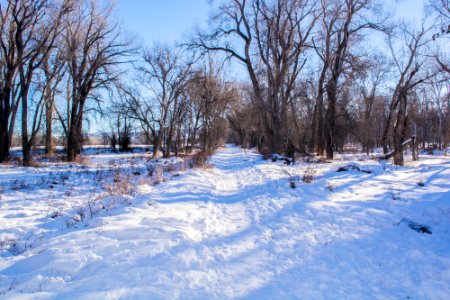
[0,0,449,166]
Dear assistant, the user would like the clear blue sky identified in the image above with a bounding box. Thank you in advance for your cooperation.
[115,0,424,46]
[115,0,211,45]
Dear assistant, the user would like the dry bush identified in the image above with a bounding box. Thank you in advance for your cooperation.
[105,172,136,196]
[3,156,21,166]
[165,162,175,173]
[152,166,164,184]
[72,155,90,165]
[176,160,189,172]
[302,165,317,183]
[23,159,40,167]
[0,235,32,256]
[259,147,272,160]
[317,157,328,163]
[42,155,65,163]
[0,237,18,256]
[192,150,213,168]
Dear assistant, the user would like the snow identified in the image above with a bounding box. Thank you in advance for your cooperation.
[1,146,450,299]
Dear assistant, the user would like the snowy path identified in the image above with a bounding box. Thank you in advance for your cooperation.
[1,146,450,299]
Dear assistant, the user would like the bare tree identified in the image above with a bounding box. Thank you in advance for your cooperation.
[136,44,193,158]
[428,75,449,151]
[382,23,435,165]
[354,54,389,154]
[17,0,70,165]
[0,0,70,165]
[319,0,381,159]
[61,0,129,162]
[309,0,339,155]
[428,0,450,74]
[0,1,20,162]
[189,62,236,151]
[42,41,66,156]
[192,0,318,154]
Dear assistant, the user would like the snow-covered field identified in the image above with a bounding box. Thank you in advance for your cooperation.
[0,146,449,299]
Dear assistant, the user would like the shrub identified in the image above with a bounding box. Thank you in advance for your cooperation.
[302,165,316,183]
[259,146,272,160]
[192,150,213,168]
[73,155,90,165]
[106,172,136,196]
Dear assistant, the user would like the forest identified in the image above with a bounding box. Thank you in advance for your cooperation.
[0,0,448,166]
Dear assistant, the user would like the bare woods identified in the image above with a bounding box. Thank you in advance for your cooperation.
[0,0,449,166]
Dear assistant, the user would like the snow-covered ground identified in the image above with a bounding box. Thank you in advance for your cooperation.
[0,146,449,299]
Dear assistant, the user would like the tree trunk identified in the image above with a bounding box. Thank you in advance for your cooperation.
[165,127,174,158]
[67,130,77,162]
[152,135,161,159]
[270,110,283,154]
[317,102,325,156]
[0,88,12,162]
[21,89,33,166]
[0,115,9,162]
[325,80,337,160]
[411,135,418,161]
[67,116,83,162]
[45,100,54,156]
[382,93,399,154]
[314,65,327,156]
[393,91,407,166]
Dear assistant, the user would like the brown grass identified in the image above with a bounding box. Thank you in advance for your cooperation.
[259,147,272,160]
[105,172,136,196]
[72,155,91,165]
[302,165,317,183]
[192,150,213,169]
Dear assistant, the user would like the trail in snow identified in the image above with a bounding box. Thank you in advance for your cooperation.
[0,146,449,299]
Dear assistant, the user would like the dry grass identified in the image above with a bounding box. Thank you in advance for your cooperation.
[105,172,136,196]
[152,166,164,184]
[259,147,272,160]
[192,150,213,169]
[302,165,317,183]
[72,155,91,165]
[317,157,328,163]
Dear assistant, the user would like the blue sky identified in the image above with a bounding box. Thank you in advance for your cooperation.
[116,0,210,45]
[115,0,425,45]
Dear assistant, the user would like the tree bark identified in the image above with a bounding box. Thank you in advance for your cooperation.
[325,78,338,160]
[45,100,54,156]
[393,91,407,166]
[0,93,11,162]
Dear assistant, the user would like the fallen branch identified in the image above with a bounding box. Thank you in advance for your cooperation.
[336,165,373,174]
[377,138,412,160]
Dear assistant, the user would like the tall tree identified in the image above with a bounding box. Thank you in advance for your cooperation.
[62,0,128,162]
[43,48,66,155]
[320,0,380,159]
[193,0,318,154]
[383,23,434,165]
[0,1,20,162]
[189,62,236,151]
[137,44,193,158]
[14,0,69,165]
